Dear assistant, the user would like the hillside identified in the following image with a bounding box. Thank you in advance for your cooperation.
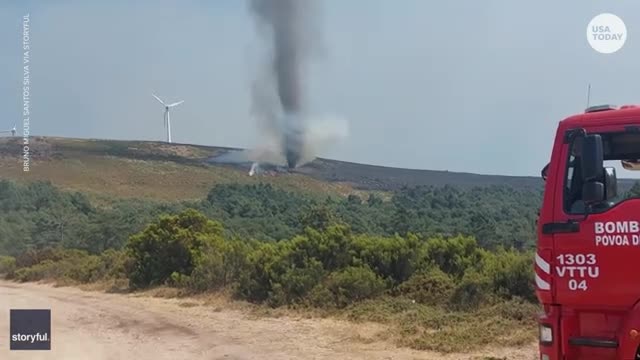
[0,136,550,200]
[0,137,354,201]
[296,158,543,191]
[1,136,637,202]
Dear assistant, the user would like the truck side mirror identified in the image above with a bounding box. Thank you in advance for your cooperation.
[581,134,604,181]
[582,182,604,205]
[583,168,617,211]
[580,134,605,206]
[541,163,549,181]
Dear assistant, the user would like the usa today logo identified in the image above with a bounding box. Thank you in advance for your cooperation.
[587,13,627,54]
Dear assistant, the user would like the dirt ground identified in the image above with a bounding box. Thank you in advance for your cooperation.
[0,280,537,360]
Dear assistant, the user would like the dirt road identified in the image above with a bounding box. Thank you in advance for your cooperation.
[0,281,536,359]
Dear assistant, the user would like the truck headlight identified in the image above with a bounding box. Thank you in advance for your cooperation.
[540,324,553,343]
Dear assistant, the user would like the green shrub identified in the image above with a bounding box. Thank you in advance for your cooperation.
[186,236,255,292]
[126,209,224,289]
[14,260,62,282]
[236,242,282,302]
[449,270,492,311]
[168,271,191,287]
[14,247,78,268]
[236,238,329,306]
[97,249,131,280]
[10,249,109,284]
[292,225,353,272]
[219,239,254,287]
[266,283,288,307]
[397,267,455,305]
[0,255,16,275]
[326,266,386,308]
[187,238,227,291]
[67,254,102,283]
[272,258,325,305]
[351,233,421,284]
[423,235,483,279]
[483,249,535,301]
[307,284,335,308]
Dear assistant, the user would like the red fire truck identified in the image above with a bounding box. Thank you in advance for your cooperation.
[537,104,640,360]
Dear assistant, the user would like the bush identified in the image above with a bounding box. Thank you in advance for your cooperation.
[249,249,327,307]
[186,236,255,292]
[351,233,421,284]
[14,247,73,268]
[97,249,131,280]
[168,271,191,287]
[423,236,483,279]
[271,258,325,306]
[14,260,62,282]
[10,249,112,284]
[449,270,492,311]
[307,284,335,308]
[483,249,535,301]
[236,237,330,306]
[66,254,102,283]
[293,225,353,272]
[397,267,455,305]
[236,242,283,302]
[126,209,224,289]
[326,266,386,308]
[0,255,16,275]
[218,239,254,288]
[187,250,224,291]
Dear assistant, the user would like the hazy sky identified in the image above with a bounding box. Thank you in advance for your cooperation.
[2,0,640,176]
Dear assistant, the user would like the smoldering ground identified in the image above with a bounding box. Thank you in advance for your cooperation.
[210,115,349,170]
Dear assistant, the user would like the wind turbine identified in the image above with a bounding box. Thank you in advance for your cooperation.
[0,124,16,136]
[152,94,184,143]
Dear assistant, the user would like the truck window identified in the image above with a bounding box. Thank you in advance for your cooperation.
[564,131,640,214]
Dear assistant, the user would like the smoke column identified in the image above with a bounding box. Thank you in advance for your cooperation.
[250,0,318,168]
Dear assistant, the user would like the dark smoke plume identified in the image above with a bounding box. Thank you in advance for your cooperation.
[249,0,319,168]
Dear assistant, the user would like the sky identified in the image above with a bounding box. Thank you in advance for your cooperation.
[1,0,640,176]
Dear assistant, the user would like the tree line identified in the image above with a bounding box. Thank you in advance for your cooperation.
[0,180,543,257]
[2,209,535,310]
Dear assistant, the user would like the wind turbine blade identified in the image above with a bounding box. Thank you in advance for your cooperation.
[167,100,184,108]
[152,94,166,106]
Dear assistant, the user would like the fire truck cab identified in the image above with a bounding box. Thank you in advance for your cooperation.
[537,104,640,360]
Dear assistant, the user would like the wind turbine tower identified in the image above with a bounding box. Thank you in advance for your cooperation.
[152,94,184,143]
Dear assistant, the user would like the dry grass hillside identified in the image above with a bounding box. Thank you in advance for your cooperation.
[8,135,624,203]
[0,137,356,201]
